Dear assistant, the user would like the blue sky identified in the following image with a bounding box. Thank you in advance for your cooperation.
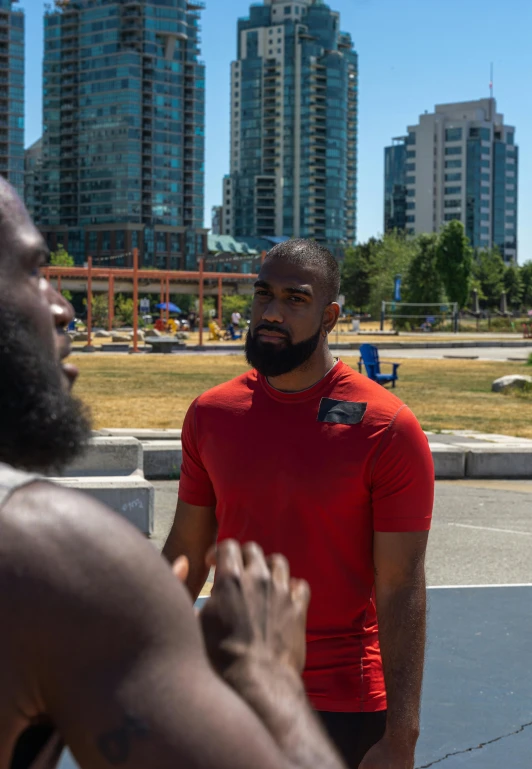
[24,0,532,262]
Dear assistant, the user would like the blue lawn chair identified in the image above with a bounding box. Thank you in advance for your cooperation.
[358,344,400,388]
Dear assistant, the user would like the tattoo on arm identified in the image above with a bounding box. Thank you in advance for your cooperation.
[96,716,149,765]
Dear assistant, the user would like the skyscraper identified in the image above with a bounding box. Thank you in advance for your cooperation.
[384,99,518,261]
[222,0,358,249]
[0,0,24,198]
[24,137,43,222]
[38,0,207,268]
[383,139,407,233]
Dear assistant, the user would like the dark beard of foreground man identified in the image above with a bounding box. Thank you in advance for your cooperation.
[0,300,91,474]
[245,321,322,378]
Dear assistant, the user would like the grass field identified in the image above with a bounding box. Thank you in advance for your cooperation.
[72,354,532,438]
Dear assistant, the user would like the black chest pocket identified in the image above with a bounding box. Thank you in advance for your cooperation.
[317,398,367,425]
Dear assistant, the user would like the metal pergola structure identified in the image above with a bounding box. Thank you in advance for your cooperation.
[44,249,262,351]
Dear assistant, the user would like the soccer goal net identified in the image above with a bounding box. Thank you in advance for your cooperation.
[380,302,459,331]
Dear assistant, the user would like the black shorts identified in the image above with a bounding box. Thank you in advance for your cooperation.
[317,710,387,769]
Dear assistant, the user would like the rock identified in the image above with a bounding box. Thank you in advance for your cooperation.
[150,328,162,337]
[112,333,133,343]
[492,375,532,393]
[94,330,111,338]
[73,333,88,342]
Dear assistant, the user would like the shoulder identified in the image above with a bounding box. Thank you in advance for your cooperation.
[335,361,406,422]
[194,369,258,411]
[0,481,165,600]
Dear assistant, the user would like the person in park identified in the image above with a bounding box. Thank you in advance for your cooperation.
[164,239,435,769]
[0,178,349,769]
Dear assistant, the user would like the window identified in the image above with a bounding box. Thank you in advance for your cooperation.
[406,215,415,223]
[480,226,490,235]
[445,186,461,195]
[277,48,281,54]
[406,202,415,210]
[481,172,490,182]
[295,5,300,13]
[405,175,415,185]
[445,127,462,142]
[480,213,490,221]
[445,159,462,169]
[406,150,415,159]
[444,213,461,221]
[406,189,415,197]
[445,146,462,155]
[406,132,416,145]
[405,162,415,172]
[507,133,515,145]
[444,199,461,208]
[445,172,461,182]
[481,159,490,168]
[284,5,291,13]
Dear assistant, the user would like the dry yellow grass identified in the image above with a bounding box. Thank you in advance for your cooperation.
[71,354,532,437]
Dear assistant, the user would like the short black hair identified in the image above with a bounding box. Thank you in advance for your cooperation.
[263,239,340,304]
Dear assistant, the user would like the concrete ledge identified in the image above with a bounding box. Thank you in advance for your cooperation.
[142,440,182,480]
[96,428,182,441]
[61,437,143,477]
[54,474,154,535]
[430,445,467,479]
[465,448,532,479]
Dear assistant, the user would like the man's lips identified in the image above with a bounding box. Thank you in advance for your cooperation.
[256,330,288,345]
[61,362,79,387]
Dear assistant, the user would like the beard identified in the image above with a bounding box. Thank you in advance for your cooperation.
[0,300,92,474]
[245,323,322,378]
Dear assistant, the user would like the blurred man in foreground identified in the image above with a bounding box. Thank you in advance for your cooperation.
[0,178,346,769]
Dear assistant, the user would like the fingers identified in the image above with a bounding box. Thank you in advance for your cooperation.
[172,555,189,583]
[214,539,244,580]
[242,542,270,579]
[290,577,311,616]
[266,553,290,591]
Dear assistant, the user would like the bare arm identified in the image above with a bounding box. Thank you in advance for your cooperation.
[4,484,345,769]
[162,496,217,600]
[360,531,429,769]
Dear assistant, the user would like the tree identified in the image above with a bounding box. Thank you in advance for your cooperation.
[504,263,523,310]
[221,294,252,326]
[115,295,134,327]
[404,234,444,306]
[49,244,75,267]
[367,232,417,318]
[435,221,473,308]
[472,248,505,309]
[341,239,377,312]
[520,261,532,308]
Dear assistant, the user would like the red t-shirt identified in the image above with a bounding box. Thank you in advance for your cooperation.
[179,361,434,712]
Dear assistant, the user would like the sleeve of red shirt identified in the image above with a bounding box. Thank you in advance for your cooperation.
[178,399,217,507]
[371,405,434,532]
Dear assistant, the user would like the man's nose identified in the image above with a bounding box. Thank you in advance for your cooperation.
[261,297,283,324]
[42,278,75,328]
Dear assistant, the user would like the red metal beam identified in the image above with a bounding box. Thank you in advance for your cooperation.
[132,247,139,353]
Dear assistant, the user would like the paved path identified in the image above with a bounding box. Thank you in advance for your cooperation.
[59,480,532,769]
[376,346,532,362]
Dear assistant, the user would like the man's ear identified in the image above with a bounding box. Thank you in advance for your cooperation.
[323,302,340,335]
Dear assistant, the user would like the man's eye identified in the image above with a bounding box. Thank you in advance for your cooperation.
[31,267,42,279]
[255,290,269,297]
[289,296,304,302]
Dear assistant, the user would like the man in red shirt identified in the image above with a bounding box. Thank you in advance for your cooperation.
[164,239,434,769]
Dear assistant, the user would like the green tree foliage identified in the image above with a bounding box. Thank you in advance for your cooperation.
[503,263,524,309]
[114,295,134,327]
[341,239,376,311]
[49,244,75,267]
[49,244,74,301]
[435,221,473,308]
[92,294,109,328]
[472,248,505,309]
[520,261,532,308]
[221,294,252,327]
[404,234,444,306]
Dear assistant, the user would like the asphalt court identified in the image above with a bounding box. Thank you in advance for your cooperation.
[59,481,532,768]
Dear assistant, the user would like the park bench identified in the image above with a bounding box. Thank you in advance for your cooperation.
[145,336,184,354]
[358,343,400,388]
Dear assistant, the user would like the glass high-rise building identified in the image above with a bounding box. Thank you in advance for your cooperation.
[221,0,358,249]
[383,139,407,233]
[0,0,24,198]
[38,0,207,268]
[385,99,518,262]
